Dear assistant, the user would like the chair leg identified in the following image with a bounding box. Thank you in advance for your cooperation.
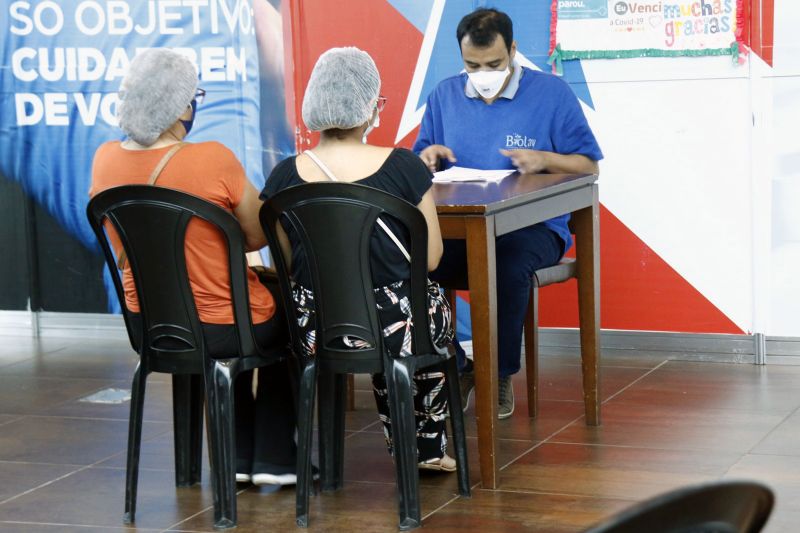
[317,371,346,491]
[203,359,238,530]
[385,358,421,531]
[524,285,539,418]
[172,374,203,486]
[346,374,355,411]
[295,360,318,528]
[124,362,147,525]
[333,373,347,486]
[189,374,204,484]
[445,357,470,497]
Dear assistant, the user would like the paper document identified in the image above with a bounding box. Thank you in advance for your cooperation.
[432,166,513,183]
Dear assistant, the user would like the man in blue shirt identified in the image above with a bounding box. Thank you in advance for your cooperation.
[413,7,603,419]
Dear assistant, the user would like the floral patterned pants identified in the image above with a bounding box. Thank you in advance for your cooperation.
[292,280,453,461]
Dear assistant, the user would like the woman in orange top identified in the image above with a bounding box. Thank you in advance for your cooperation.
[90,48,297,486]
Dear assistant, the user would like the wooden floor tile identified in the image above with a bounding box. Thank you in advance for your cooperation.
[0,416,170,465]
[750,408,800,456]
[421,489,631,532]
[95,431,209,473]
[538,351,668,369]
[534,361,654,403]
[0,376,124,417]
[613,361,800,415]
[0,523,159,532]
[0,340,138,380]
[0,416,21,428]
[0,337,72,363]
[499,442,742,501]
[0,462,79,503]
[42,378,172,422]
[0,466,213,530]
[553,400,785,453]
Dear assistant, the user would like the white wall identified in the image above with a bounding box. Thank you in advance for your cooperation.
[579,0,799,336]
[768,1,800,336]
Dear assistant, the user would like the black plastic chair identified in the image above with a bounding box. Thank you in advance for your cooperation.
[87,185,285,530]
[260,182,470,530]
[584,480,774,533]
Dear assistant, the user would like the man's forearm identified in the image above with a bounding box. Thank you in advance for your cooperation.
[544,152,599,175]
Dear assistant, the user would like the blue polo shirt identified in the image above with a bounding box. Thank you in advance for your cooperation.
[413,64,603,253]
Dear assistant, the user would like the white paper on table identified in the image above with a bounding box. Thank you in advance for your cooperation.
[432,166,513,183]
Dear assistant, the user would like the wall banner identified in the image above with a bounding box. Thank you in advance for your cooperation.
[548,0,748,73]
[0,0,293,313]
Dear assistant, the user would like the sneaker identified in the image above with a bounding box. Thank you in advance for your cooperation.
[459,370,475,413]
[235,473,252,483]
[498,376,514,420]
[252,472,297,486]
[251,466,320,486]
[418,454,457,473]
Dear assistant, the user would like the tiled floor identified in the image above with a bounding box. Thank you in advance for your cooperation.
[1,335,799,532]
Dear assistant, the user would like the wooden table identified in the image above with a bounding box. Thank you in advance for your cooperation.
[432,172,601,489]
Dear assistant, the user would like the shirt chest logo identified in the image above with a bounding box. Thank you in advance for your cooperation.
[505,133,536,149]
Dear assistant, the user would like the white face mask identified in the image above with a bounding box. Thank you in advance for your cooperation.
[362,106,380,144]
[467,66,510,99]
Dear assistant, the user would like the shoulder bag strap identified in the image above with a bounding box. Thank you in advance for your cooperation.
[147,142,186,185]
[303,150,411,262]
[116,142,187,269]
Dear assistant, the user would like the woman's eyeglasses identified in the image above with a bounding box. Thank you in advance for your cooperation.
[194,88,206,105]
[376,95,387,112]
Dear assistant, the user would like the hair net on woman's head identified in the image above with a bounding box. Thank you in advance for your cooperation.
[117,49,198,146]
[302,47,381,131]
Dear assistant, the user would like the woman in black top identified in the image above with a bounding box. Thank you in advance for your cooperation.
[261,47,455,471]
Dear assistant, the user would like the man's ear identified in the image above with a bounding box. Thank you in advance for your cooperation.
[509,40,517,62]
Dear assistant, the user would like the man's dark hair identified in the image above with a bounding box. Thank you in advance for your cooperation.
[456,8,513,53]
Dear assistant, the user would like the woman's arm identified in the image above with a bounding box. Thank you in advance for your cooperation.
[416,189,443,271]
[273,221,293,271]
[233,182,268,251]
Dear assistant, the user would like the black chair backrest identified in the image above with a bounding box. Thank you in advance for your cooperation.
[584,480,774,533]
[260,182,441,371]
[87,185,260,373]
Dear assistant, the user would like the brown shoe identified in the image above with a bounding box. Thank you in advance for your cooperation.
[418,454,457,472]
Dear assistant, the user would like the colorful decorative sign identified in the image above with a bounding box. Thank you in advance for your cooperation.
[548,0,748,72]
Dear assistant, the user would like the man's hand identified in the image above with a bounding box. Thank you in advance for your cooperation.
[499,149,549,175]
[419,144,457,173]
[500,149,599,175]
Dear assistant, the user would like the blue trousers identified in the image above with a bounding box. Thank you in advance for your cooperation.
[430,223,563,378]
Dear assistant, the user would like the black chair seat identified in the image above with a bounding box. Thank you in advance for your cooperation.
[584,480,774,533]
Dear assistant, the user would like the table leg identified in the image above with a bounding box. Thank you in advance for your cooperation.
[572,188,601,426]
[464,216,499,488]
